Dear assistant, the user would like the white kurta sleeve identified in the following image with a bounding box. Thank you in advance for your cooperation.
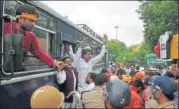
[56,70,66,84]
[72,47,82,68]
[61,50,64,59]
[69,45,76,61]
[90,45,107,66]
[83,83,95,92]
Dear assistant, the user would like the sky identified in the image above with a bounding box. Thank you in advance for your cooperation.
[41,1,144,47]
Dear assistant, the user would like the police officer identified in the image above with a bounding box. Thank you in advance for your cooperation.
[80,74,131,109]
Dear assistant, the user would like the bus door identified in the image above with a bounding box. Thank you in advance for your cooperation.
[60,32,76,60]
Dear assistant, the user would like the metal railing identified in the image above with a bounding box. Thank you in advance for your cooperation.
[0,15,60,80]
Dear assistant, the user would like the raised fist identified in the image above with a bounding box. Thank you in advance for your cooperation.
[103,34,108,44]
[54,60,64,70]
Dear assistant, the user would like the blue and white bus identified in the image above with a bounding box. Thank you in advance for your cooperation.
[0,1,114,108]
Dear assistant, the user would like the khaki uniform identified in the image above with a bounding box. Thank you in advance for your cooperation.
[145,100,175,108]
[145,99,159,108]
[81,88,105,108]
[156,101,175,108]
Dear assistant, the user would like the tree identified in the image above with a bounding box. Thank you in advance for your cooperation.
[137,1,178,50]
[136,42,151,65]
[107,41,139,64]
[122,42,151,65]
[107,40,128,62]
[107,39,152,65]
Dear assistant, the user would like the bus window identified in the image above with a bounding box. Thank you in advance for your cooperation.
[34,28,49,54]
[4,1,22,17]
[23,28,56,71]
[48,33,56,57]
[36,12,55,31]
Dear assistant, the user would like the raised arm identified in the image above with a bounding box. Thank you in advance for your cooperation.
[69,45,76,61]
[72,40,86,68]
[90,34,108,67]
[72,47,82,68]
[90,45,107,66]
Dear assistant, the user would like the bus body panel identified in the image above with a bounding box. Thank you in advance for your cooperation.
[0,1,113,108]
[0,74,60,109]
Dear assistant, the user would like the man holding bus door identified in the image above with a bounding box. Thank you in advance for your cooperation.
[57,40,86,108]
[56,36,107,107]
[4,4,64,70]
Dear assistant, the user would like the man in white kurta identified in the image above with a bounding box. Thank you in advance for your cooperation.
[75,45,107,92]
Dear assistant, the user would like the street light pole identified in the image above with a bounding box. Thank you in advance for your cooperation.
[115,26,119,40]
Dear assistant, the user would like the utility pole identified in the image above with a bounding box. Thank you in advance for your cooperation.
[115,26,119,40]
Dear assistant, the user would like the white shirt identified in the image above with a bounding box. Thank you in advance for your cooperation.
[61,45,81,61]
[75,45,107,92]
[56,69,77,90]
[56,46,82,88]
[83,82,95,91]
[110,75,118,81]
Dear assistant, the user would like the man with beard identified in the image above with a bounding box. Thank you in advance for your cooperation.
[76,36,107,92]
[81,73,107,108]
[56,57,78,108]
[56,40,86,108]
[4,4,64,70]
[84,72,96,91]
[116,68,126,80]
[129,65,136,77]
[110,66,118,81]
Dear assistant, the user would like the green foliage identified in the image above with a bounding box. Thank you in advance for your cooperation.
[107,1,178,65]
[137,1,178,49]
[124,42,151,65]
[136,42,151,64]
[107,40,151,65]
[107,40,128,62]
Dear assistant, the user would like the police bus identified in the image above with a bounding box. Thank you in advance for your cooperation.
[0,1,114,108]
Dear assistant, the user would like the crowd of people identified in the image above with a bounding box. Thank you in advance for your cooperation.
[31,61,179,109]
[56,34,108,108]
[57,59,179,109]
[57,44,179,109]
[96,64,178,109]
[3,4,178,109]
